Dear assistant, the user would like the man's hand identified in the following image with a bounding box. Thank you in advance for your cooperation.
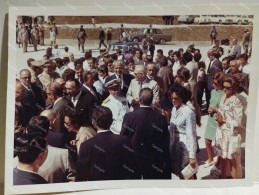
[189,158,196,169]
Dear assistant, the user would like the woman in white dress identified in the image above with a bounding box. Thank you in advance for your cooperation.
[214,75,243,179]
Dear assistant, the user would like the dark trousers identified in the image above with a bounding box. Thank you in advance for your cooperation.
[98,39,107,49]
[197,81,210,110]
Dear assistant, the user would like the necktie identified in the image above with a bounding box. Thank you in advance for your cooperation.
[72,97,76,107]
[90,88,97,98]
[207,61,212,75]
[139,82,143,89]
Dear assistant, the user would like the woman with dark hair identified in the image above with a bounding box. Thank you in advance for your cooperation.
[204,72,225,169]
[168,83,198,179]
[64,108,96,154]
[175,67,191,91]
[214,74,243,179]
[98,64,108,84]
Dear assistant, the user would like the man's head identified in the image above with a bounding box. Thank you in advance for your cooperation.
[20,69,31,86]
[232,38,238,45]
[173,51,181,62]
[83,70,95,87]
[157,49,163,58]
[105,78,120,98]
[183,52,193,64]
[43,61,54,75]
[40,109,57,131]
[209,50,220,61]
[230,60,240,74]
[75,64,84,80]
[146,63,156,78]
[222,57,231,71]
[27,116,50,138]
[139,88,153,106]
[92,106,113,130]
[135,49,142,60]
[238,54,248,66]
[158,56,168,67]
[134,65,147,82]
[46,82,64,103]
[113,60,124,76]
[16,80,26,102]
[65,79,81,97]
[87,57,97,70]
[142,53,148,63]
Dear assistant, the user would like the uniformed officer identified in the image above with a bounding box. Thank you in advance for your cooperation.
[31,25,39,51]
[30,60,44,89]
[102,78,130,134]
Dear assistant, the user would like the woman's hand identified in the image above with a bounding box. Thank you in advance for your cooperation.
[189,158,196,168]
[215,111,225,125]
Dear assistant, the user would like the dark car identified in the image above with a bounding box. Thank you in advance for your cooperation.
[126,28,172,45]
[110,41,140,55]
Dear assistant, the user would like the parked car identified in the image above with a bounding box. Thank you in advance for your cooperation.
[208,15,233,24]
[194,15,210,24]
[177,15,195,24]
[227,15,249,25]
[110,41,140,55]
[126,28,172,45]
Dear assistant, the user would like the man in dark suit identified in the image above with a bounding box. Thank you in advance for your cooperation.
[105,60,134,97]
[20,69,46,118]
[76,106,138,181]
[121,88,171,179]
[46,82,73,133]
[98,26,107,50]
[65,79,96,126]
[14,134,48,185]
[207,50,222,91]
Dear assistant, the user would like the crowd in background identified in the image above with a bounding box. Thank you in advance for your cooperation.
[13,22,250,184]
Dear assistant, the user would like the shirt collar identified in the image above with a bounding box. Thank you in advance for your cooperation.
[97,130,110,134]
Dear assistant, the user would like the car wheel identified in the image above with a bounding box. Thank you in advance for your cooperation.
[159,39,166,45]
[237,20,242,25]
[133,38,139,43]
[219,20,222,24]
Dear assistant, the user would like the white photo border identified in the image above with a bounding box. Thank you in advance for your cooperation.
[5,3,259,194]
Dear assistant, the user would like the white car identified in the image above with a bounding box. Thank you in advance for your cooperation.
[194,15,210,24]
[227,15,249,25]
[208,15,233,24]
[177,15,195,24]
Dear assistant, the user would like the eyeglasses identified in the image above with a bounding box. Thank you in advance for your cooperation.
[223,86,232,90]
[134,72,143,77]
[20,76,31,80]
[64,122,72,126]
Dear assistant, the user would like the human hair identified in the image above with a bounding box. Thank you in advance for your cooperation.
[157,49,163,56]
[198,61,205,69]
[75,63,83,71]
[158,56,168,67]
[27,116,50,138]
[47,82,63,97]
[19,69,31,76]
[98,65,108,75]
[85,50,92,59]
[15,134,47,164]
[113,60,123,67]
[168,50,174,56]
[62,69,75,81]
[177,67,190,82]
[194,53,202,62]
[211,50,220,59]
[54,44,58,49]
[54,58,64,67]
[183,52,193,63]
[239,53,248,61]
[139,88,153,106]
[92,106,113,129]
[65,108,85,127]
[222,57,231,64]
[213,72,225,89]
[27,58,35,68]
[173,51,181,58]
[167,82,190,104]
[134,65,146,74]
[74,59,83,68]
[67,78,80,88]
[222,74,238,93]
[63,57,70,64]
[232,73,246,93]
[64,47,69,52]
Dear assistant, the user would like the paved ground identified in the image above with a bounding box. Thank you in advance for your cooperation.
[14,39,245,180]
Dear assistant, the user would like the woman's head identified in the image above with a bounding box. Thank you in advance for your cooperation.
[64,108,84,132]
[168,83,191,108]
[222,74,238,97]
[175,67,190,84]
[213,72,225,90]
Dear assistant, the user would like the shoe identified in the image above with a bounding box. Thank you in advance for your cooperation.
[203,160,215,168]
[210,165,221,176]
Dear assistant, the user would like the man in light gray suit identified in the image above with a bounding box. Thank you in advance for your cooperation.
[127,65,160,111]
[232,38,241,59]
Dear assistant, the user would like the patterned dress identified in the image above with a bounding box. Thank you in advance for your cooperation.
[169,104,197,176]
[215,94,243,159]
[204,89,224,141]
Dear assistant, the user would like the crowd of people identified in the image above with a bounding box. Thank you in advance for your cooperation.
[13,21,251,185]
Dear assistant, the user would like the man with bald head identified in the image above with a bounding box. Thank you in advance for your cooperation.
[20,69,46,118]
[40,109,64,148]
[127,65,160,111]
[46,82,73,133]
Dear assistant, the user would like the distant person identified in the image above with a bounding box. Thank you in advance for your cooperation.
[210,26,217,46]
[38,23,45,46]
[230,38,241,59]
[92,16,96,27]
[119,24,124,42]
[49,27,56,49]
[52,22,58,44]
[148,34,155,60]
[77,25,87,53]
[30,25,38,51]
[98,27,107,50]
[242,29,250,55]
[106,28,112,51]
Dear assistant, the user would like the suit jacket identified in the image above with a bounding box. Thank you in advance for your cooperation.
[233,43,241,59]
[80,85,101,106]
[21,83,46,118]
[121,107,171,179]
[47,130,64,148]
[126,77,160,111]
[38,146,76,183]
[52,97,74,133]
[207,59,222,91]
[106,73,134,97]
[13,168,48,185]
[76,131,139,181]
[157,66,173,98]
[153,76,164,100]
